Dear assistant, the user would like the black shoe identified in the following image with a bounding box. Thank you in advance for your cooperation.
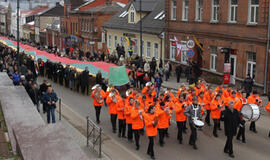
[178,140,182,144]
[236,137,240,141]
[122,135,127,138]
[242,140,246,144]
[166,133,169,138]
[118,133,121,138]
[268,132,270,137]
[213,134,218,137]
[160,142,164,147]
[151,155,155,159]
[253,130,257,133]
[229,154,235,158]
[136,146,140,150]
[97,120,100,124]
[224,150,229,154]
[113,130,116,133]
[193,144,198,150]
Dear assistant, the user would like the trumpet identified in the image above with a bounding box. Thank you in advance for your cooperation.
[109,92,117,103]
[94,89,103,104]
[153,116,158,127]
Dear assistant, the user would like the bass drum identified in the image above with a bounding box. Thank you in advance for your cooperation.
[241,104,260,122]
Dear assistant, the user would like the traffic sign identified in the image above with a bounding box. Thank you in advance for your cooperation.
[187,49,194,58]
[187,40,195,49]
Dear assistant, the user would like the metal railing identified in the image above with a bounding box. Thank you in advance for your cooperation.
[58,98,62,121]
[86,116,102,158]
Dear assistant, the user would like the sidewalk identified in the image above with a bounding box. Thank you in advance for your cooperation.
[39,109,101,160]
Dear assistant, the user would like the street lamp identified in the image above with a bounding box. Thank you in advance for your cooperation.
[17,0,20,54]
[139,0,142,58]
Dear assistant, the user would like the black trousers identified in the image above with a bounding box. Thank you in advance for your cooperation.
[147,136,155,157]
[224,135,234,154]
[133,129,140,148]
[81,85,86,94]
[158,128,165,145]
[177,121,184,142]
[118,119,126,137]
[127,124,133,141]
[110,114,117,131]
[176,73,181,83]
[94,106,102,122]
[213,119,220,135]
[189,123,197,145]
[205,110,211,125]
[65,78,69,87]
[237,123,246,141]
[250,121,256,131]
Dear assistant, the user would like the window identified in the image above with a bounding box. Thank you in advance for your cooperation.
[171,0,177,20]
[195,0,203,21]
[147,42,151,57]
[248,0,259,24]
[114,36,117,49]
[182,0,189,21]
[120,37,124,46]
[130,6,135,23]
[229,0,238,23]
[181,50,187,64]
[210,46,218,71]
[170,42,176,60]
[108,35,112,48]
[247,52,256,78]
[133,39,138,54]
[211,0,219,22]
[154,43,159,59]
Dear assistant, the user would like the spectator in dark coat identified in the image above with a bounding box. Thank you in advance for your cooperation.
[243,74,254,97]
[29,83,41,112]
[81,67,90,95]
[42,87,58,124]
[96,70,103,85]
[39,80,49,113]
[64,65,70,88]
[175,64,182,83]
[150,58,157,80]
[223,101,240,158]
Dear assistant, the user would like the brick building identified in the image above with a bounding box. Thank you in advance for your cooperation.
[165,0,270,92]
[61,0,130,53]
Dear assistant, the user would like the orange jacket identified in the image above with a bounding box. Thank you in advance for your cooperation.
[143,112,158,137]
[106,95,119,115]
[91,90,106,107]
[265,102,270,118]
[131,107,144,130]
[124,103,133,124]
[224,96,237,107]
[234,98,247,112]
[117,98,125,120]
[247,94,262,106]
[156,105,171,129]
[203,90,212,110]
[210,99,221,119]
[174,101,187,122]
[195,87,202,96]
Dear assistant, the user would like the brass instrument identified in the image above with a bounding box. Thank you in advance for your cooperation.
[92,84,103,104]
[109,91,117,103]
[153,115,158,127]
[126,88,133,97]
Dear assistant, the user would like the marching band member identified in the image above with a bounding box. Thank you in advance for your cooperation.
[117,96,126,138]
[234,91,247,143]
[247,90,262,133]
[91,84,106,124]
[194,83,202,96]
[131,100,144,150]
[198,91,206,116]
[106,89,119,133]
[223,101,239,158]
[265,101,270,137]
[184,96,203,150]
[174,94,187,144]
[210,94,223,137]
[142,82,155,104]
[144,105,158,159]
[156,101,172,147]
[203,85,212,126]
[125,97,134,142]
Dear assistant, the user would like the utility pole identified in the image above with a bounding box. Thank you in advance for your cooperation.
[140,0,142,58]
[17,0,20,54]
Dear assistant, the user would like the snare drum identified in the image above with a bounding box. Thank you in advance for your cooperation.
[241,104,260,122]
[193,119,204,129]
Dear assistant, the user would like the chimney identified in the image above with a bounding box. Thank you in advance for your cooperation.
[106,0,112,5]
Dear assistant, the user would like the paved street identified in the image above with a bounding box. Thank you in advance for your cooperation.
[38,77,270,160]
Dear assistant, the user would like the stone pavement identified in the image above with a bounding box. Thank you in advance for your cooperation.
[39,109,102,160]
